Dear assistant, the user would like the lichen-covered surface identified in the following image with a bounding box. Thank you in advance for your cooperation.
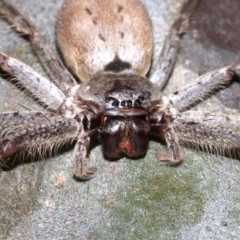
[0,0,240,239]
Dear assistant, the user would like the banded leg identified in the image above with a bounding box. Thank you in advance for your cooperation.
[0,52,65,111]
[150,0,199,89]
[169,65,238,111]
[0,112,79,158]
[73,129,100,180]
[173,111,240,151]
[0,112,63,130]
[0,0,77,96]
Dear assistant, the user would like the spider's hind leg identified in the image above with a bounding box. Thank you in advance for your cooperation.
[0,0,77,96]
[150,0,200,89]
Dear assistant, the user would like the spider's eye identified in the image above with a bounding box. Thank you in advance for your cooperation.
[106,97,119,107]
[134,99,141,107]
[127,100,132,107]
[121,101,126,107]
[112,100,119,107]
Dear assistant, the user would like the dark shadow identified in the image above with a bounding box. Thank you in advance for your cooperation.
[0,141,76,171]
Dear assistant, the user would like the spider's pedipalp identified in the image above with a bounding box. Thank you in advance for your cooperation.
[73,129,101,180]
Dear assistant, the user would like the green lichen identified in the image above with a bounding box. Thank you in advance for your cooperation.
[90,144,214,239]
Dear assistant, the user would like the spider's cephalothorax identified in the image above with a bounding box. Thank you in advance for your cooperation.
[65,72,166,160]
[0,0,240,180]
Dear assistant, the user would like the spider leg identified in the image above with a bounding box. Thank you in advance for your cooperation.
[0,112,79,158]
[150,0,199,89]
[169,65,239,111]
[173,110,240,151]
[0,112,63,128]
[0,0,77,96]
[0,52,65,111]
[73,129,101,180]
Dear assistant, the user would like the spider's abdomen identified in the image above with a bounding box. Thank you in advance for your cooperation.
[56,0,152,81]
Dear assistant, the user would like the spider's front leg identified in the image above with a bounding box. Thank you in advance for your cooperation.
[0,104,101,180]
[173,111,240,153]
[0,112,79,159]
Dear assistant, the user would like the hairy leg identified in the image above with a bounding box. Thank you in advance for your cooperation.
[0,52,65,111]
[173,110,240,150]
[0,0,77,96]
[0,112,79,158]
[150,0,199,89]
[169,65,240,111]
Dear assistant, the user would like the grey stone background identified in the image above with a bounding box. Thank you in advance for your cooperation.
[0,0,240,239]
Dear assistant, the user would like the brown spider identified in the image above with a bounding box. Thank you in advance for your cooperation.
[0,0,239,181]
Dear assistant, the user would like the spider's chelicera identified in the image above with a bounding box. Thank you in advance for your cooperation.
[0,0,240,180]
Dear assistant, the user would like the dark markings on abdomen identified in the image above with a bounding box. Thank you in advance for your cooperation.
[104,55,131,73]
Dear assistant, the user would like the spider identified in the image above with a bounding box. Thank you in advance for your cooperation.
[0,0,239,180]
